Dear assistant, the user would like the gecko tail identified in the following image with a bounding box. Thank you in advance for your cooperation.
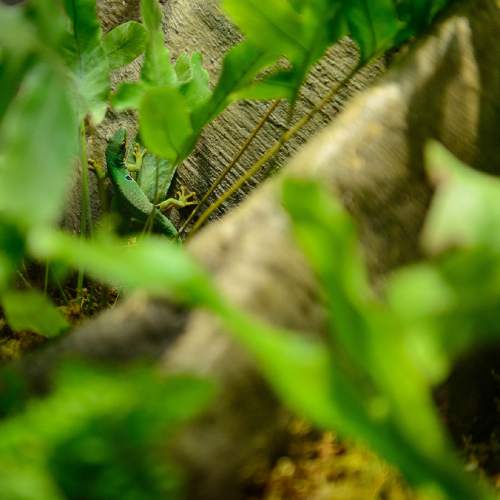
[154,211,178,239]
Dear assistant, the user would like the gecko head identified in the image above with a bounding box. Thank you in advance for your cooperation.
[105,128,127,168]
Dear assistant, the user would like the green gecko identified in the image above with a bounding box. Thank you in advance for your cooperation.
[103,129,196,238]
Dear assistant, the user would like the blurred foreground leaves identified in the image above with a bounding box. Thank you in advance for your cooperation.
[0,363,214,500]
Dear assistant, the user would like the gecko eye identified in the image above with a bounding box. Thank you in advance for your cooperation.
[125,175,133,181]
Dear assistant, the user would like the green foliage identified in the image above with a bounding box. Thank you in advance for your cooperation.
[140,87,194,163]
[176,53,212,112]
[0,222,25,291]
[102,21,147,71]
[423,141,500,252]
[140,0,177,87]
[2,290,69,338]
[0,64,77,230]
[112,0,212,164]
[110,0,453,207]
[191,41,275,127]
[134,146,177,204]
[62,0,146,123]
[63,0,110,123]
[0,363,214,499]
[29,227,219,307]
[218,0,451,109]
[345,0,404,61]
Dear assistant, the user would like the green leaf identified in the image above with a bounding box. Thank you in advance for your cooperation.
[64,0,110,123]
[102,21,146,70]
[0,5,37,123]
[280,178,492,500]
[176,52,211,112]
[2,290,69,338]
[0,63,78,228]
[423,142,500,253]
[29,229,218,307]
[0,5,35,51]
[395,0,450,33]
[139,86,193,163]
[137,152,177,203]
[0,362,214,500]
[232,69,296,102]
[222,0,306,62]
[111,82,146,111]
[344,0,403,62]
[0,218,25,291]
[284,1,346,103]
[222,0,347,105]
[192,41,275,130]
[26,0,69,50]
[140,0,163,33]
[140,0,176,86]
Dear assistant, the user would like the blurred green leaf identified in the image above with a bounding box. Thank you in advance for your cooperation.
[423,142,500,253]
[0,5,37,123]
[192,41,274,130]
[139,86,193,163]
[282,178,372,364]
[232,70,296,102]
[0,63,78,228]
[2,289,69,338]
[222,0,306,62]
[112,81,146,111]
[102,21,147,71]
[0,219,25,290]
[176,52,211,112]
[395,0,450,33]
[140,0,162,33]
[26,0,69,50]
[64,0,110,123]
[345,0,403,62]
[0,363,214,500]
[278,178,490,500]
[221,0,346,104]
[140,0,177,87]
[29,229,218,307]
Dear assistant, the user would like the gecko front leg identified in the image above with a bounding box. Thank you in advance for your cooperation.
[126,143,146,174]
[156,186,198,212]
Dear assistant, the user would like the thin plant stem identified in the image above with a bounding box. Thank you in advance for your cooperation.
[79,121,93,237]
[77,121,92,298]
[179,100,280,235]
[17,270,32,289]
[187,64,360,239]
[44,261,50,296]
[56,278,70,305]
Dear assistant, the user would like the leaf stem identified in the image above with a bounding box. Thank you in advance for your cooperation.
[77,121,92,298]
[179,100,280,235]
[44,261,50,296]
[79,121,93,237]
[187,64,360,239]
[17,270,32,289]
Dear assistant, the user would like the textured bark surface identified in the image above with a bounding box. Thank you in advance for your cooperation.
[25,0,500,498]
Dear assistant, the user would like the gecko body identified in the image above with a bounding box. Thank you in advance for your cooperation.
[105,129,178,238]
